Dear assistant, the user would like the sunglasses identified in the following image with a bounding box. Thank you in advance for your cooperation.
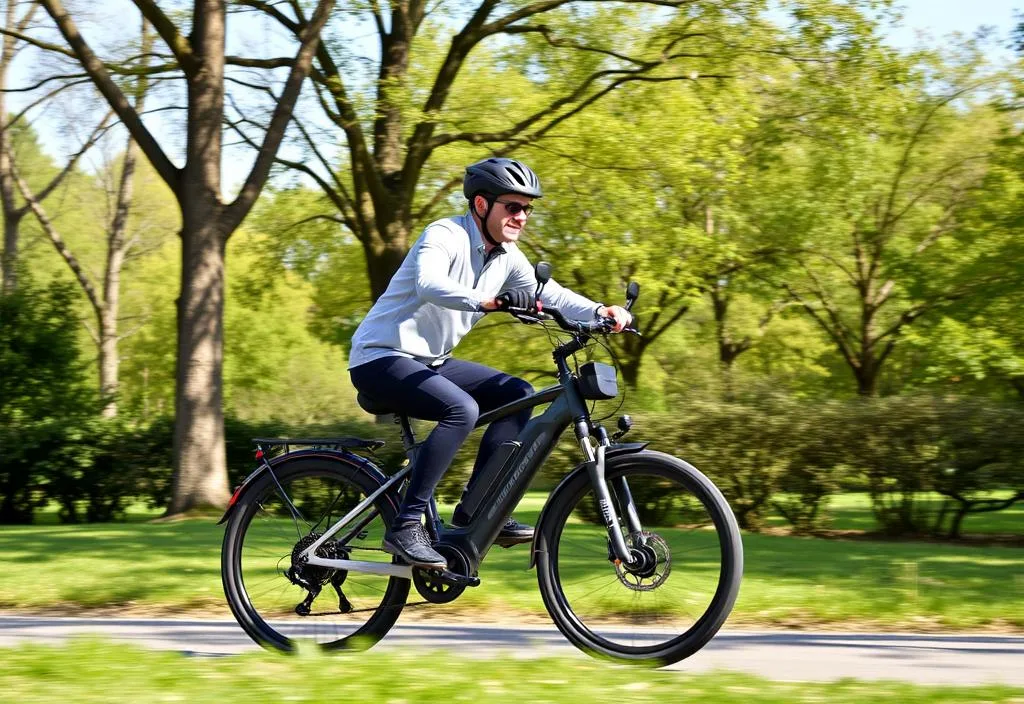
[495,199,535,217]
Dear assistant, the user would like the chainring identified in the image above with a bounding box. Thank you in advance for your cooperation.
[413,544,472,604]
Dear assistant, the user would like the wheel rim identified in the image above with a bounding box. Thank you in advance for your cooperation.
[549,463,734,655]
[232,467,406,649]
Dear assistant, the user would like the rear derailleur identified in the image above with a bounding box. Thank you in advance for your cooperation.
[286,532,354,616]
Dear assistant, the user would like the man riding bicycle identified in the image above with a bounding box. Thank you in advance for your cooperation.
[348,158,632,569]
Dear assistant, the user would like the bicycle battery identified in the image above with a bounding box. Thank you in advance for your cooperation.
[457,440,521,520]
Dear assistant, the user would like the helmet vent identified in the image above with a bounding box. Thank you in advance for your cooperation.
[506,165,527,186]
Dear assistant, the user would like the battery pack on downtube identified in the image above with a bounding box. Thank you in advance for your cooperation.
[456,440,521,520]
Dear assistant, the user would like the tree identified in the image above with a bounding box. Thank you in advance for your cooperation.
[237,0,883,304]
[756,55,1012,395]
[22,0,335,513]
[0,0,96,293]
[9,21,157,418]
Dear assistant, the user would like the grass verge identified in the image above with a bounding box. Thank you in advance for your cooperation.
[1,640,1022,703]
[1,493,1021,630]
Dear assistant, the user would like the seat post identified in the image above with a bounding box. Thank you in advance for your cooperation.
[395,414,417,452]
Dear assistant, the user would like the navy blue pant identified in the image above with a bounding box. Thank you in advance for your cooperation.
[350,356,534,528]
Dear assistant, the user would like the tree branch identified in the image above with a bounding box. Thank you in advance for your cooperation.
[2,78,93,132]
[40,0,180,194]
[429,66,719,150]
[415,174,463,222]
[224,0,336,232]
[12,160,101,313]
[56,113,118,199]
[782,282,857,369]
[129,0,198,76]
[224,111,357,235]
[233,0,299,32]
[0,25,76,59]
[880,83,989,232]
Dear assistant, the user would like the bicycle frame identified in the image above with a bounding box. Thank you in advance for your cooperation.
[298,347,645,579]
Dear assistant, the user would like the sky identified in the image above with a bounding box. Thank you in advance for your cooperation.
[7,0,1022,193]
[888,0,1019,56]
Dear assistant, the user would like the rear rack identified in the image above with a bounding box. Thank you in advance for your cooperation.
[252,437,386,453]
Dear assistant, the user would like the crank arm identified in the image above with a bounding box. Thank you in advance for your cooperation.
[415,567,480,588]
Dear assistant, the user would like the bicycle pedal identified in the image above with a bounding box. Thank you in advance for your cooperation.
[417,567,480,588]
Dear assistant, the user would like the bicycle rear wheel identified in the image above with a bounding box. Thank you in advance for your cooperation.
[536,450,742,666]
[222,456,409,651]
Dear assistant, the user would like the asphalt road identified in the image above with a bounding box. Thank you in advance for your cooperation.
[0,616,1021,686]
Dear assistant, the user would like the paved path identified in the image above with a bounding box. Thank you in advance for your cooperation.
[0,616,1021,686]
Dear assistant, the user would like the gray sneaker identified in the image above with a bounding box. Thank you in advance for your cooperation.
[495,517,534,547]
[383,523,447,569]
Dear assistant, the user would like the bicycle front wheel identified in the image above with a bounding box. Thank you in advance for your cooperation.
[221,456,409,652]
[536,450,743,666]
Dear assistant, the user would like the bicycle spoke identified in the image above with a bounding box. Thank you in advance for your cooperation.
[228,462,408,651]
[545,461,739,657]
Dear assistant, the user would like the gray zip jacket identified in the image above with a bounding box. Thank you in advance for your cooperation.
[348,212,603,368]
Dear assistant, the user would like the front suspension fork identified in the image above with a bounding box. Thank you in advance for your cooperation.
[576,422,642,565]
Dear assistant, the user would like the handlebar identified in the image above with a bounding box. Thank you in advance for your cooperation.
[505,305,639,336]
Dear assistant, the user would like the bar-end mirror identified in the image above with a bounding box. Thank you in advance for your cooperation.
[535,261,552,299]
[625,281,640,311]
[536,261,552,285]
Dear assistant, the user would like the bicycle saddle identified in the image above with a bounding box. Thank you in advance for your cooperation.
[357,392,401,416]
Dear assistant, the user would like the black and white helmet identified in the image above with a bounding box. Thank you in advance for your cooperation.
[463,158,542,200]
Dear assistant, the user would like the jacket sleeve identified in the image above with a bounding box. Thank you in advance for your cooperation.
[503,250,603,322]
[413,226,487,311]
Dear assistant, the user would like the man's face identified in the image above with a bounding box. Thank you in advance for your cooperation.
[475,193,534,244]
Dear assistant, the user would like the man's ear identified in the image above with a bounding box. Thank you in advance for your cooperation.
[473,194,488,218]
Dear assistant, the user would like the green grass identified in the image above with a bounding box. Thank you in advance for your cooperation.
[1,641,1021,703]
[764,492,1024,535]
[1,491,1021,630]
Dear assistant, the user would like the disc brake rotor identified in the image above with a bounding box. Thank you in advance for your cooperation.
[614,531,671,592]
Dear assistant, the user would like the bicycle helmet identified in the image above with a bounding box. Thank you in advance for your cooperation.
[464,158,542,246]
[463,158,542,200]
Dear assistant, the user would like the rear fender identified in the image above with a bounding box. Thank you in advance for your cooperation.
[217,448,392,525]
[527,442,648,569]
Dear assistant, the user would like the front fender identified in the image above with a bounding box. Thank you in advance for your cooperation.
[216,448,390,525]
[527,442,648,568]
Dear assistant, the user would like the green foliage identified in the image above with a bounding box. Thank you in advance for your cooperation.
[0,277,95,523]
[558,395,1024,536]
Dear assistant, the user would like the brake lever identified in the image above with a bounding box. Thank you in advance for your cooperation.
[507,306,545,324]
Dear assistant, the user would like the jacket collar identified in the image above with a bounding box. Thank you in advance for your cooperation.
[465,211,506,259]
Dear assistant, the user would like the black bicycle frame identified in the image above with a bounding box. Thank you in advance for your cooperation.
[294,333,642,579]
[425,339,640,573]
[431,382,576,571]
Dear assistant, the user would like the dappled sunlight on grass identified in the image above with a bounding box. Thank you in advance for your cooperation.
[1,640,1022,703]
[0,492,1020,630]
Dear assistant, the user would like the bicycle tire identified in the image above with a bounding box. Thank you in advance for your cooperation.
[536,450,743,666]
[221,456,409,652]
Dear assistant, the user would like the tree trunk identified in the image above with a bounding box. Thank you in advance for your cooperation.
[1,212,20,293]
[98,308,119,418]
[0,0,17,293]
[168,214,229,513]
[363,219,413,301]
[948,505,968,539]
[855,363,879,396]
[617,334,649,389]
